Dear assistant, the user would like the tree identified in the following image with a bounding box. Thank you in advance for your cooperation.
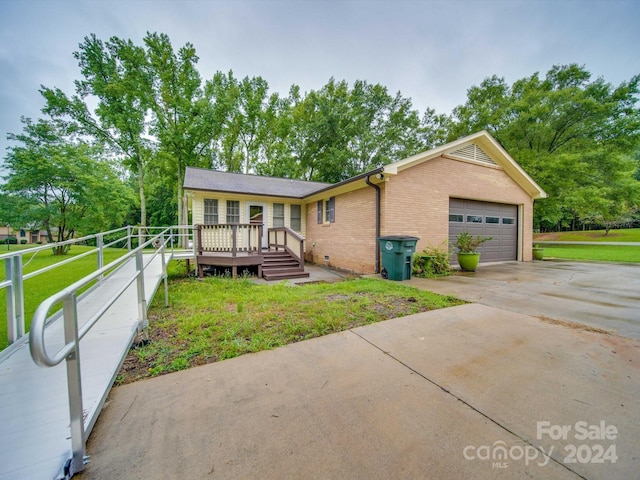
[41,34,152,228]
[448,64,640,231]
[207,71,283,176]
[144,32,217,227]
[2,118,134,254]
[281,78,429,183]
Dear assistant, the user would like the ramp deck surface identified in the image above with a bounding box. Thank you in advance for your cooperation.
[0,252,180,480]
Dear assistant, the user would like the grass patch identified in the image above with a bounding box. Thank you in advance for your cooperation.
[540,244,640,263]
[0,246,127,349]
[118,272,465,384]
[534,228,640,242]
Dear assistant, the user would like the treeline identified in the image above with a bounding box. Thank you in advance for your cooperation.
[2,32,639,246]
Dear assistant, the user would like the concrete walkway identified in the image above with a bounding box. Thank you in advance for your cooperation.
[78,262,640,480]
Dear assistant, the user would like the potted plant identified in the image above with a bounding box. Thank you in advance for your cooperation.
[532,244,544,260]
[452,232,492,272]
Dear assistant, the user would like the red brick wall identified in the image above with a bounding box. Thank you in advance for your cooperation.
[382,156,534,261]
[305,156,535,274]
[305,187,378,274]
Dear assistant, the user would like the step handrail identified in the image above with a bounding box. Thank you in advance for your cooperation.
[267,227,305,269]
[28,229,172,477]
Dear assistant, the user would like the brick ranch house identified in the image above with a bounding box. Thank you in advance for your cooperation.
[184,130,546,279]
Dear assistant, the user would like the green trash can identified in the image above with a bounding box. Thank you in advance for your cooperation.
[378,236,419,281]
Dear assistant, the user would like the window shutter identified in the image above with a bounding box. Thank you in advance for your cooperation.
[317,200,323,224]
[329,197,335,223]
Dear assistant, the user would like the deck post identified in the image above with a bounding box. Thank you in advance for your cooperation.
[127,225,132,251]
[63,293,86,476]
[231,225,237,257]
[299,239,304,269]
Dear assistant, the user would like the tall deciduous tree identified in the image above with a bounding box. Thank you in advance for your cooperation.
[144,32,217,226]
[207,71,282,175]
[283,78,429,183]
[448,64,640,230]
[2,118,134,254]
[41,34,151,227]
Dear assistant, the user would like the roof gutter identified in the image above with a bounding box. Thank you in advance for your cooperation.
[365,173,382,274]
[307,167,384,198]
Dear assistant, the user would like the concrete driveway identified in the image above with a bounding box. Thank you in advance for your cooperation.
[407,260,640,340]
[78,261,640,480]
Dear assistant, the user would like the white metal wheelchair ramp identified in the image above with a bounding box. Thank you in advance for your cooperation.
[0,241,174,480]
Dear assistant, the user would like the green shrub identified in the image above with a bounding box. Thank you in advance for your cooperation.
[20,240,27,245]
[451,232,492,253]
[4,236,18,245]
[413,243,451,277]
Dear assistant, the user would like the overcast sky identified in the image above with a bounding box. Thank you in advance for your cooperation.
[1,0,639,157]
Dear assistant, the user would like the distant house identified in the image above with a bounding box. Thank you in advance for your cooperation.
[0,227,48,244]
[184,131,546,278]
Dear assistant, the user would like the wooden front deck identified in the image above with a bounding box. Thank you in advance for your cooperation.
[195,224,308,280]
[197,251,264,278]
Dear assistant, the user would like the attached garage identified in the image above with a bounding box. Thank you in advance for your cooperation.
[449,199,518,262]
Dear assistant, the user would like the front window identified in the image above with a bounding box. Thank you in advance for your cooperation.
[273,203,285,227]
[226,200,240,223]
[290,204,302,231]
[204,199,219,225]
[325,197,335,223]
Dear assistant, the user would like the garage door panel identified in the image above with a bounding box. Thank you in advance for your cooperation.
[449,199,518,263]
[484,225,503,236]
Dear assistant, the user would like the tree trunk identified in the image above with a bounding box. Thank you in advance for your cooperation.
[177,164,183,227]
[138,160,147,229]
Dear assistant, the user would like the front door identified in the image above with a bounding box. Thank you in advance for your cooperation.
[247,203,267,248]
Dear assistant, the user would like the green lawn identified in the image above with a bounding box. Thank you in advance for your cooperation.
[539,244,640,263]
[0,246,127,350]
[118,271,465,384]
[534,228,640,242]
[533,228,640,262]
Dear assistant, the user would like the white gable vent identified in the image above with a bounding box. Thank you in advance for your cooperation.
[449,144,496,165]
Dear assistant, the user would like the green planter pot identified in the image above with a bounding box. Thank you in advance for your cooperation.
[457,252,480,272]
[532,247,544,261]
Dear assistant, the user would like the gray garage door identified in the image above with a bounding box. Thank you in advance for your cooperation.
[449,198,518,263]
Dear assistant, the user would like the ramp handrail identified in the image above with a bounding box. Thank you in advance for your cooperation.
[28,229,173,478]
[2,225,195,350]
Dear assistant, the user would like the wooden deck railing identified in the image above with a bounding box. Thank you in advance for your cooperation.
[268,227,305,269]
[196,224,263,256]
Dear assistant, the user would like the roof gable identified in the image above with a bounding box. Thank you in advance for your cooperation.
[184,167,331,198]
[383,131,547,199]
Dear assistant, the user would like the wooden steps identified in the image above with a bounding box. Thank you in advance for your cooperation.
[262,250,309,281]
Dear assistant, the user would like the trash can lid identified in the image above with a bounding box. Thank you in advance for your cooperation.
[378,236,420,241]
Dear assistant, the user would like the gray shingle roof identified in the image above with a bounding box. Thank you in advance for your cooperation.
[184,167,332,198]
